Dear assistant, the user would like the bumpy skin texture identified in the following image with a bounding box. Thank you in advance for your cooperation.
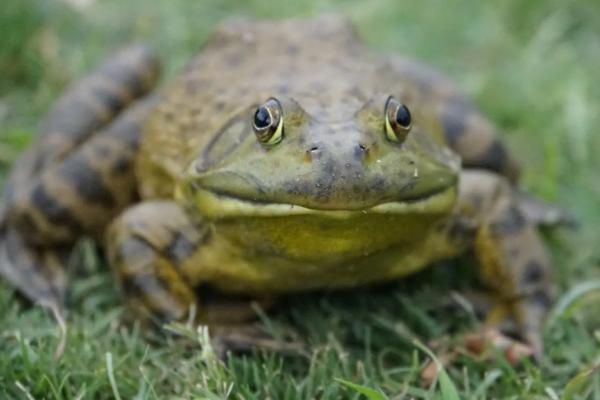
[0,16,556,353]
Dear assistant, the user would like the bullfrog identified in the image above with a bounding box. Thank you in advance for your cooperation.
[0,16,560,354]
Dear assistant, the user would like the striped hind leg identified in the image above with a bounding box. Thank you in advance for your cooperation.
[0,45,160,311]
[453,170,556,355]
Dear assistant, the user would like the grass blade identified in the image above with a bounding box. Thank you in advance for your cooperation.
[106,352,122,400]
[548,280,600,326]
[563,365,600,400]
[413,340,460,400]
[335,378,388,400]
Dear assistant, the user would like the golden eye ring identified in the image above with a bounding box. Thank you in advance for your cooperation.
[384,96,412,143]
[253,98,284,146]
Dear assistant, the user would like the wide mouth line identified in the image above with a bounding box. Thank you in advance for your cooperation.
[199,185,450,211]
[186,184,458,219]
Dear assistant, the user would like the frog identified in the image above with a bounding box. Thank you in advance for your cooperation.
[0,15,563,355]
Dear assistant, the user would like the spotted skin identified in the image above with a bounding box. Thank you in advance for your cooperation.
[0,17,562,355]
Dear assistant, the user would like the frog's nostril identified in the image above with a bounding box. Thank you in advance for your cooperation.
[353,143,369,160]
[305,143,323,160]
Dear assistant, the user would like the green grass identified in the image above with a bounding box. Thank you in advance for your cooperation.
[1,0,600,398]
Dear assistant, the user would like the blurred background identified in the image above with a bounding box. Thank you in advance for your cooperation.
[1,0,599,398]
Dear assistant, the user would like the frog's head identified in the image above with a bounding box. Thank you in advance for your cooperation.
[182,93,459,216]
[180,94,460,260]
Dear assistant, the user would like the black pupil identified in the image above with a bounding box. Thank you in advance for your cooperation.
[395,104,411,127]
[254,107,272,129]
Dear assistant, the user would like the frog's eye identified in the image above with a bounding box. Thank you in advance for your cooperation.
[384,96,412,143]
[253,98,283,146]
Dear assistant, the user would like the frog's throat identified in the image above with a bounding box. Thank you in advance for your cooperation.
[180,186,458,220]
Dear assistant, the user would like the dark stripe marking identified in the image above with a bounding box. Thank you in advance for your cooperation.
[469,140,508,174]
[119,273,180,322]
[164,230,203,264]
[110,155,133,175]
[30,183,83,233]
[43,99,106,141]
[98,61,151,99]
[90,84,129,117]
[59,154,115,208]
[441,106,467,147]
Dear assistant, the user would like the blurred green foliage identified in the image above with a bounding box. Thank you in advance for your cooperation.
[0,0,599,398]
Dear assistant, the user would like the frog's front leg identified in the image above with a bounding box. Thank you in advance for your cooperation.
[106,201,202,322]
[107,201,274,328]
[452,170,556,355]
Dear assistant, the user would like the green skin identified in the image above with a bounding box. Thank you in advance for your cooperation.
[0,16,558,354]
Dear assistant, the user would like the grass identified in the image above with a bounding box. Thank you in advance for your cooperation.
[1,0,600,398]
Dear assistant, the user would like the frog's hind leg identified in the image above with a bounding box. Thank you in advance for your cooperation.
[0,228,69,307]
[0,45,160,311]
[453,170,556,355]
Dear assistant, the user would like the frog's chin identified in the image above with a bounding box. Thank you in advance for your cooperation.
[182,186,458,220]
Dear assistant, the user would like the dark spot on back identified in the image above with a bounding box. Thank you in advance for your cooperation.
[277,84,290,95]
[490,206,526,236]
[347,86,363,99]
[522,260,545,284]
[185,79,209,94]
[163,111,175,122]
[214,101,225,111]
[286,44,300,55]
[224,52,243,67]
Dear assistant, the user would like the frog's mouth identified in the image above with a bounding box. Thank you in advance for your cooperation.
[181,185,458,220]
